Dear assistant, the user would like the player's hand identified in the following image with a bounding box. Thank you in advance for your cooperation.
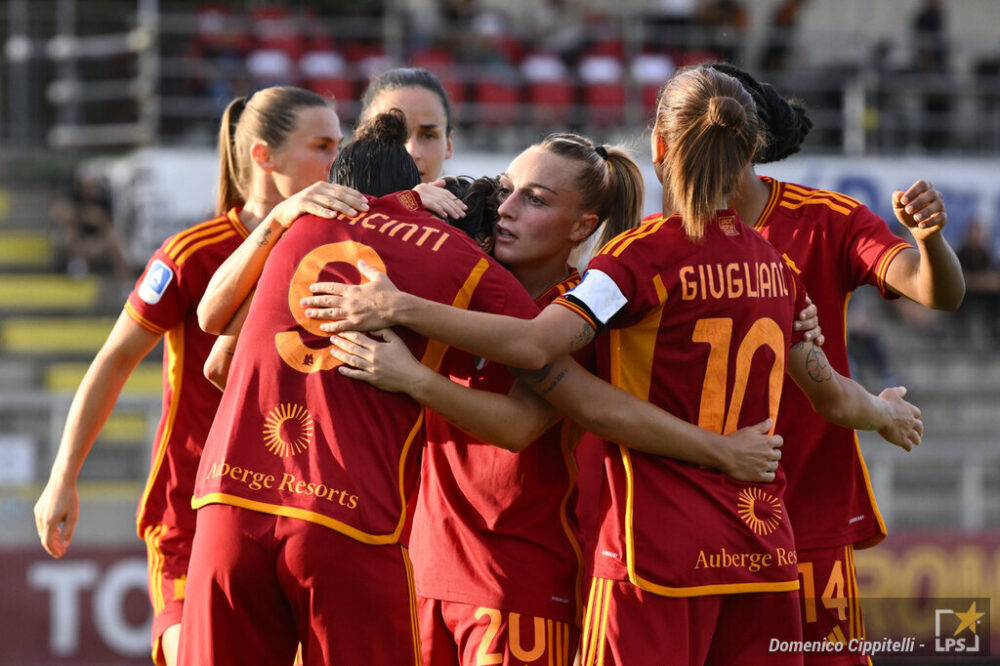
[720,419,784,483]
[876,386,923,451]
[304,260,402,332]
[794,295,825,347]
[270,181,369,229]
[893,180,946,240]
[34,478,79,558]
[415,180,466,220]
[331,329,429,393]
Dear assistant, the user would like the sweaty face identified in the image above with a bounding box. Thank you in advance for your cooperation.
[494,147,595,276]
[269,106,343,197]
[364,86,452,183]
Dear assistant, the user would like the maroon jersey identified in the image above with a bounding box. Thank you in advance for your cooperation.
[555,211,808,596]
[410,271,591,623]
[126,208,249,534]
[192,192,538,545]
[751,176,912,550]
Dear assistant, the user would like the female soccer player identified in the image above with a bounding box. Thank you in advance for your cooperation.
[180,110,547,666]
[306,66,924,665]
[700,62,963,664]
[31,86,365,666]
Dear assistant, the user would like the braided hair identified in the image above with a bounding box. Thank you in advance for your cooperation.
[707,63,813,164]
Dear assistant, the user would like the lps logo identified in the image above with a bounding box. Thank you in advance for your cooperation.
[935,601,987,653]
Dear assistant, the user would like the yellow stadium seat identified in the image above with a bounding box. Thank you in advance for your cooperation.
[0,316,116,354]
[0,231,53,268]
[0,274,100,311]
[44,361,162,395]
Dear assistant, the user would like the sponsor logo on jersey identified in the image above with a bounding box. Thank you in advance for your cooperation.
[138,259,173,304]
[263,402,314,457]
[737,486,783,535]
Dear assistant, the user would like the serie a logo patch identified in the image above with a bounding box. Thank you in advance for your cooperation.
[138,259,173,304]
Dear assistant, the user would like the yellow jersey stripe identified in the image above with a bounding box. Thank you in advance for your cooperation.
[174,230,238,266]
[551,298,597,330]
[163,219,231,259]
[753,178,782,231]
[783,182,861,208]
[779,197,852,217]
[125,301,167,336]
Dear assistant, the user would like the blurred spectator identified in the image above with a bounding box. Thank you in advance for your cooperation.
[520,0,588,62]
[911,0,951,151]
[51,168,132,289]
[973,44,1000,150]
[188,5,252,107]
[864,39,908,151]
[954,218,1000,344]
[695,0,748,65]
[760,0,807,73]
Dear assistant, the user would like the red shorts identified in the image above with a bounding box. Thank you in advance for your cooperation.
[179,504,420,666]
[796,545,871,665]
[142,523,193,666]
[582,577,803,666]
[419,596,579,666]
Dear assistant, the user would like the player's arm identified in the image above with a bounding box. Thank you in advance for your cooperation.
[198,182,367,334]
[306,261,592,370]
[204,294,252,391]
[331,330,558,451]
[884,180,965,310]
[516,356,784,483]
[34,311,161,558]
[786,340,923,451]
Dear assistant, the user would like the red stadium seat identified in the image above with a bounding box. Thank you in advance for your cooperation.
[521,53,575,126]
[578,53,625,127]
[472,74,521,126]
[631,52,675,114]
[410,47,467,112]
[299,49,356,114]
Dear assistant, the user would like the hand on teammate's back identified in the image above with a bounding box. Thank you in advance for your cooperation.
[304,260,402,333]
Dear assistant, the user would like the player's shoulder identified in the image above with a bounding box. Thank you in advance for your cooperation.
[594,213,682,262]
[160,210,247,268]
[774,179,867,221]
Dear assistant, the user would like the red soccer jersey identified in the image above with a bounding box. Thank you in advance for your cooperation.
[751,176,912,550]
[192,192,538,545]
[410,271,592,624]
[125,208,249,534]
[555,211,808,596]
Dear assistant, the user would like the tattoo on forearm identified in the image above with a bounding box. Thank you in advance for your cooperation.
[517,364,552,386]
[801,343,833,383]
[223,346,235,357]
[515,364,568,397]
[256,227,273,247]
[570,322,594,352]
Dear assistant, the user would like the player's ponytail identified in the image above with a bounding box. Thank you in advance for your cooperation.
[654,66,763,241]
[216,96,247,216]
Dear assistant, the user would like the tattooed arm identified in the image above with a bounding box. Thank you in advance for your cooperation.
[786,340,923,450]
[517,356,787,482]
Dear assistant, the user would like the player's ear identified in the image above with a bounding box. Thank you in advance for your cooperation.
[569,212,599,243]
[251,142,274,171]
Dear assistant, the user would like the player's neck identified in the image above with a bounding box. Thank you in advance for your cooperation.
[727,168,771,226]
[508,256,571,300]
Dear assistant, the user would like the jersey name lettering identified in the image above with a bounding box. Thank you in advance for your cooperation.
[680,261,789,301]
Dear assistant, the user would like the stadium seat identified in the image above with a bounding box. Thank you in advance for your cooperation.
[0,316,116,356]
[472,72,521,127]
[631,52,675,114]
[578,53,625,127]
[520,53,576,126]
[0,231,53,269]
[45,361,162,395]
[410,47,468,114]
[299,49,357,112]
[0,274,100,312]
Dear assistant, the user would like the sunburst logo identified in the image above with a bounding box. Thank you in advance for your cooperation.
[263,403,314,457]
[737,487,783,535]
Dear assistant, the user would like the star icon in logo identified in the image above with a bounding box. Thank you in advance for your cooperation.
[952,602,985,637]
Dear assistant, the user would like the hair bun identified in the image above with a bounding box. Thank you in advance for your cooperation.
[707,96,745,128]
[355,108,408,144]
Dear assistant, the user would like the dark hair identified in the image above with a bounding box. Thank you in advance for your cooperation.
[216,86,334,215]
[359,68,454,133]
[654,66,763,241]
[536,133,644,250]
[439,175,500,251]
[707,62,812,163]
[330,109,421,196]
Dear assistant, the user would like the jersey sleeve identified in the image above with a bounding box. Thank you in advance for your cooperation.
[842,205,914,298]
[554,246,659,331]
[125,247,189,335]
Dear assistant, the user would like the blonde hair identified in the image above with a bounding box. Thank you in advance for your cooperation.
[536,133,644,249]
[653,66,763,241]
[216,86,334,216]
